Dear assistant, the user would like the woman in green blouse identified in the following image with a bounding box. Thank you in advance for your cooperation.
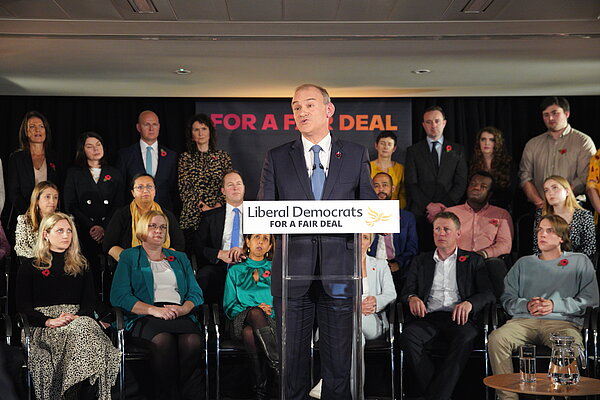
[223,233,278,400]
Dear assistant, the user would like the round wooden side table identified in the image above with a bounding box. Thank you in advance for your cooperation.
[484,373,600,399]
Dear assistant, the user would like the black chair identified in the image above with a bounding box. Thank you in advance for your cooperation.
[17,312,35,400]
[114,304,210,400]
[0,254,10,314]
[211,303,254,400]
[514,213,534,260]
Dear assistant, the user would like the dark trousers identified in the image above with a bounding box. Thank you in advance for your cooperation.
[195,263,227,306]
[400,311,479,400]
[274,281,354,400]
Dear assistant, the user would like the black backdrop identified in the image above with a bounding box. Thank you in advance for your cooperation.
[1,95,599,220]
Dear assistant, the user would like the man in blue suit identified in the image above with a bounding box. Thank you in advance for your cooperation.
[117,110,178,211]
[368,172,418,293]
[258,84,377,399]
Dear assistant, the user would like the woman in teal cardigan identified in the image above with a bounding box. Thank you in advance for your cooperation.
[110,210,204,400]
[223,233,279,400]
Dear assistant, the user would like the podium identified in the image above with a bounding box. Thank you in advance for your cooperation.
[244,200,400,399]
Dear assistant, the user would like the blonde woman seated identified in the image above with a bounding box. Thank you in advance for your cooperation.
[16,212,119,400]
[223,233,278,400]
[311,233,397,399]
[110,210,205,400]
[14,181,58,259]
[533,175,595,257]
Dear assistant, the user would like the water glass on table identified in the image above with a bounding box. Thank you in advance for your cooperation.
[519,344,536,383]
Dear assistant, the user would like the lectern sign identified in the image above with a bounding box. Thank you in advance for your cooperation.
[242,200,400,234]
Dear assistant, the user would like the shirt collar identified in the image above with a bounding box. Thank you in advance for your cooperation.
[140,139,158,152]
[226,202,243,214]
[545,124,573,139]
[463,201,490,214]
[302,133,331,155]
[426,136,445,147]
[433,245,458,263]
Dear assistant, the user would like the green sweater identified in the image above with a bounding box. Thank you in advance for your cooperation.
[501,252,599,325]
[223,258,275,320]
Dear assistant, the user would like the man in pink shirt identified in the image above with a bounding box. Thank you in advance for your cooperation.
[446,171,513,259]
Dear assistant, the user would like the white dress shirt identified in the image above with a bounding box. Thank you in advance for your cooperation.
[221,202,244,251]
[140,139,158,177]
[426,246,461,312]
[302,133,331,178]
[375,234,395,261]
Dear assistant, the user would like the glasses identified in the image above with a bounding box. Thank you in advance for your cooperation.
[148,223,168,231]
[134,184,155,191]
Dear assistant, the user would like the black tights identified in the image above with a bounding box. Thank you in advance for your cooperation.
[150,332,204,400]
[241,307,270,354]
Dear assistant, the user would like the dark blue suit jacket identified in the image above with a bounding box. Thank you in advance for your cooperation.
[257,135,377,298]
[368,209,418,270]
[117,142,178,211]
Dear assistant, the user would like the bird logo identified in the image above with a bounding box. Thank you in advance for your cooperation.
[365,208,391,227]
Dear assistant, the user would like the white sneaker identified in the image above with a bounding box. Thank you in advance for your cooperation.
[309,379,323,399]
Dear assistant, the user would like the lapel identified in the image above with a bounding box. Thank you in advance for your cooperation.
[322,136,343,200]
[439,140,453,170]
[155,143,165,180]
[423,251,436,297]
[21,151,35,191]
[417,140,438,174]
[455,249,468,299]
[289,139,313,200]
[132,143,145,174]
[214,207,226,247]
[136,246,156,304]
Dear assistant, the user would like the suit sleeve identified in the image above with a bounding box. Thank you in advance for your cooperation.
[7,152,28,216]
[375,262,397,312]
[357,147,378,200]
[394,212,418,268]
[404,147,429,214]
[446,146,468,206]
[179,253,204,307]
[110,251,139,312]
[257,150,277,201]
[103,207,126,253]
[194,214,220,265]
[400,256,421,304]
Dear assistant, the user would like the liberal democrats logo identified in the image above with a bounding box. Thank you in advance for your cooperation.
[365,208,392,227]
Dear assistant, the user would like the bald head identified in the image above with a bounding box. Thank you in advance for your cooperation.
[137,110,160,145]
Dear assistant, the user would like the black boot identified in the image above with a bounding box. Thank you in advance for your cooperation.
[254,326,280,375]
[250,353,269,400]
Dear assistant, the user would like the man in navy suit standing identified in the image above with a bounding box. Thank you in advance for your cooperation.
[258,84,377,399]
[117,110,178,211]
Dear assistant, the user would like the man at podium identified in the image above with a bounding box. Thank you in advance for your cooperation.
[258,83,377,399]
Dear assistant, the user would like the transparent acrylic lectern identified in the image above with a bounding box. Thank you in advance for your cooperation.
[279,232,364,399]
[242,199,399,399]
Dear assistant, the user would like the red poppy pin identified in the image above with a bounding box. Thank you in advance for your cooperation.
[166,255,175,262]
[489,218,499,227]
[103,174,112,182]
[458,255,469,262]
[445,145,452,152]
[595,155,600,160]
[211,155,216,160]
[262,270,271,278]
[41,269,50,277]
[160,149,167,157]
[558,259,569,267]
[49,162,56,170]
[559,149,567,155]
[335,151,342,159]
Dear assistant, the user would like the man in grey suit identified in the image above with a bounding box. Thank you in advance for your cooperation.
[258,84,377,399]
[405,106,468,250]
